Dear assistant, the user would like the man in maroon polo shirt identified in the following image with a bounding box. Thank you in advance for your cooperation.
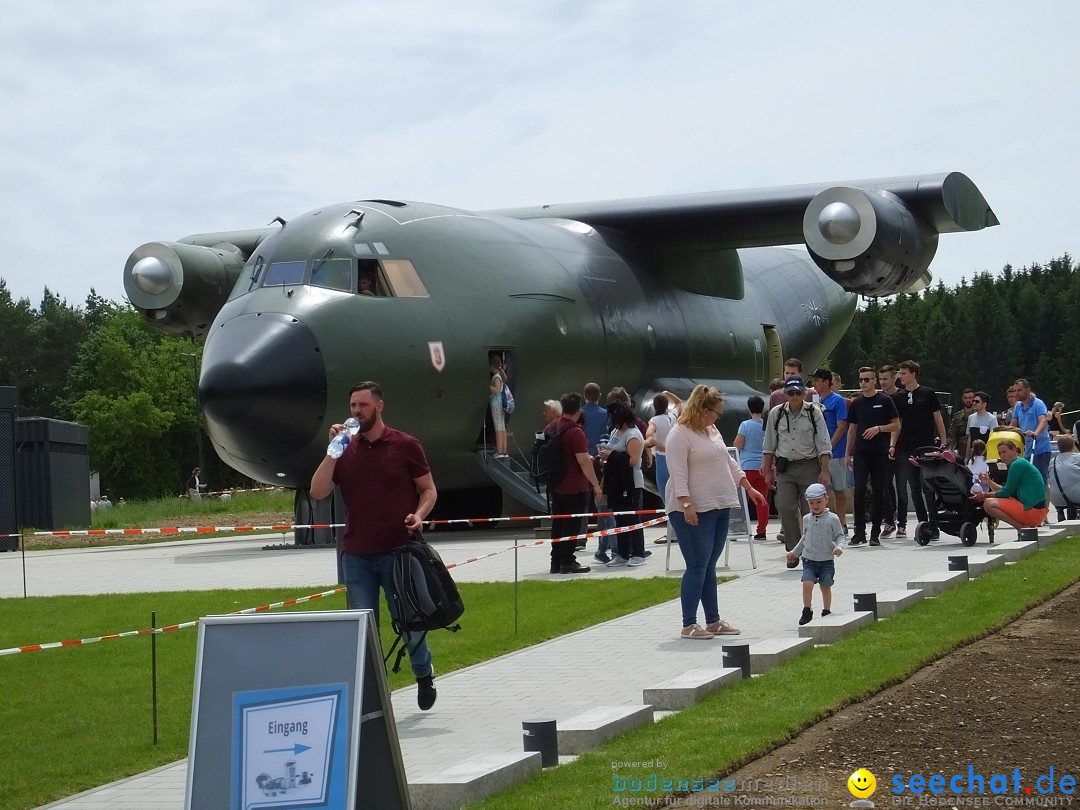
[310,381,439,710]
[549,392,603,574]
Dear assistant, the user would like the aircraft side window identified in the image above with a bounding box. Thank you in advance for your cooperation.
[380,259,429,298]
[310,258,353,292]
[262,260,306,287]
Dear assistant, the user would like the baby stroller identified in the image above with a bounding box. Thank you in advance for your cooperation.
[909,446,995,546]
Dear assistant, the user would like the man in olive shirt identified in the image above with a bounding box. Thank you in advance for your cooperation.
[762,378,832,551]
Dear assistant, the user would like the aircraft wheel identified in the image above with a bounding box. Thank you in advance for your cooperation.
[960,522,978,546]
[914,522,932,546]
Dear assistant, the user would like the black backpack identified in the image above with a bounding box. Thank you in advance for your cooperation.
[530,423,572,492]
[385,534,465,672]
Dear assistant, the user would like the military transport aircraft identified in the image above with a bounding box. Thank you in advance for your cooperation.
[123,173,996,523]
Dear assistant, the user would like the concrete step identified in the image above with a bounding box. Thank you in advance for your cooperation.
[906,569,968,596]
[947,552,1007,578]
[797,611,874,643]
[557,704,654,755]
[748,637,815,674]
[856,588,927,619]
[984,540,1040,562]
[410,752,541,810]
[642,667,742,710]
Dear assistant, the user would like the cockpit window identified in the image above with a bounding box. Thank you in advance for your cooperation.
[380,259,429,298]
[262,260,305,286]
[247,256,265,292]
[310,258,353,292]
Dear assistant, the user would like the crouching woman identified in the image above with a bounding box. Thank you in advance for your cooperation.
[972,437,1048,529]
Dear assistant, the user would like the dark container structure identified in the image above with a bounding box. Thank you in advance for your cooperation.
[15,417,91,532]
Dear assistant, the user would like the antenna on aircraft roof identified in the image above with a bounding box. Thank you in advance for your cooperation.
[269,216,287,227]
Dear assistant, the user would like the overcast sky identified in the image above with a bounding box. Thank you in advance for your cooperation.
[1,1,1076,307]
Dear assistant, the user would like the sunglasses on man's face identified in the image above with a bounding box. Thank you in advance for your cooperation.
[785,391,803,397]
[859,377,874,383]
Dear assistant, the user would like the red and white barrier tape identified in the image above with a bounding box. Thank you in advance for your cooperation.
[422,508,665,526]
[31,523,343,538]
[0,587,345,657]
[17,509,667,539]
[1,514,671,656]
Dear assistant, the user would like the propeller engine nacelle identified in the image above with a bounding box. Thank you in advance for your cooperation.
[123,228,272,339]
[802,187,937,297]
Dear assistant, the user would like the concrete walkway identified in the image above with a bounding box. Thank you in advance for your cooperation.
[6,517,1066,809]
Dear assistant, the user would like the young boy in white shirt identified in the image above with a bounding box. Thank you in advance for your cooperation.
[786,483,846,625]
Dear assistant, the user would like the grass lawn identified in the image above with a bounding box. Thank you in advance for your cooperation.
[468,536,1080,809]
[0,576,687,810]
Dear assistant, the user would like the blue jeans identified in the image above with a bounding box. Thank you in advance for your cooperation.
[341,551,433,679]
[654,454,670,503]
[596,497,617,553]
[669,508,731,628]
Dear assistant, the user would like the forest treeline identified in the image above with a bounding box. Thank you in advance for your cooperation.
[1,254,1076,498]
[830,254,1079,414]
[0,282,246,499]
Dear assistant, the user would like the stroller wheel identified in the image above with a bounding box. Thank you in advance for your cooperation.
[960,522,978,547]
[914,522,932,546]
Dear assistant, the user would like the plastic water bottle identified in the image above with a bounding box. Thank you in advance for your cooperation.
[327,418,361,459]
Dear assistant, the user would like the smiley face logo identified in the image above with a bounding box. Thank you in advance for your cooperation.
[848,768,877,798]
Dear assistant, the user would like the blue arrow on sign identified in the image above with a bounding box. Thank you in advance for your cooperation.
[263,743,311,755]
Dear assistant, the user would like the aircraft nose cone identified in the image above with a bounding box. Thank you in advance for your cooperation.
[200,313,327,466]
[818,201,861,245]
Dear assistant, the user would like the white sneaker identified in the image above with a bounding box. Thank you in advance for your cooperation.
[606,556,628,567]
[627,556,647,567]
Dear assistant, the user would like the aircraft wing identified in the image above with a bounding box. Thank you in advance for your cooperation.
[489,172,996,249]
[489,172,998,295]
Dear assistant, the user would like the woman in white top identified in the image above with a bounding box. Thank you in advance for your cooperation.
[666,385,767,639]
[645,391,681,504]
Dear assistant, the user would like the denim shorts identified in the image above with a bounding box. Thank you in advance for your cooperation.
[801,558,835,586]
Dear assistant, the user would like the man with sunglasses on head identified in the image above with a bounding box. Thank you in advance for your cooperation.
[893,360,948,540]
[762,377,832,552]
[845,368,900,546]
[965,391,998,463]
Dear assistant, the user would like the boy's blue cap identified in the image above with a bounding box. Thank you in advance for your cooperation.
[805,483,828,499]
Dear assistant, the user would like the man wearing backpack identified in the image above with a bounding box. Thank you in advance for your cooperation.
[549,392,603,574]
[310,381,440,710]
[762,378,832,552]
